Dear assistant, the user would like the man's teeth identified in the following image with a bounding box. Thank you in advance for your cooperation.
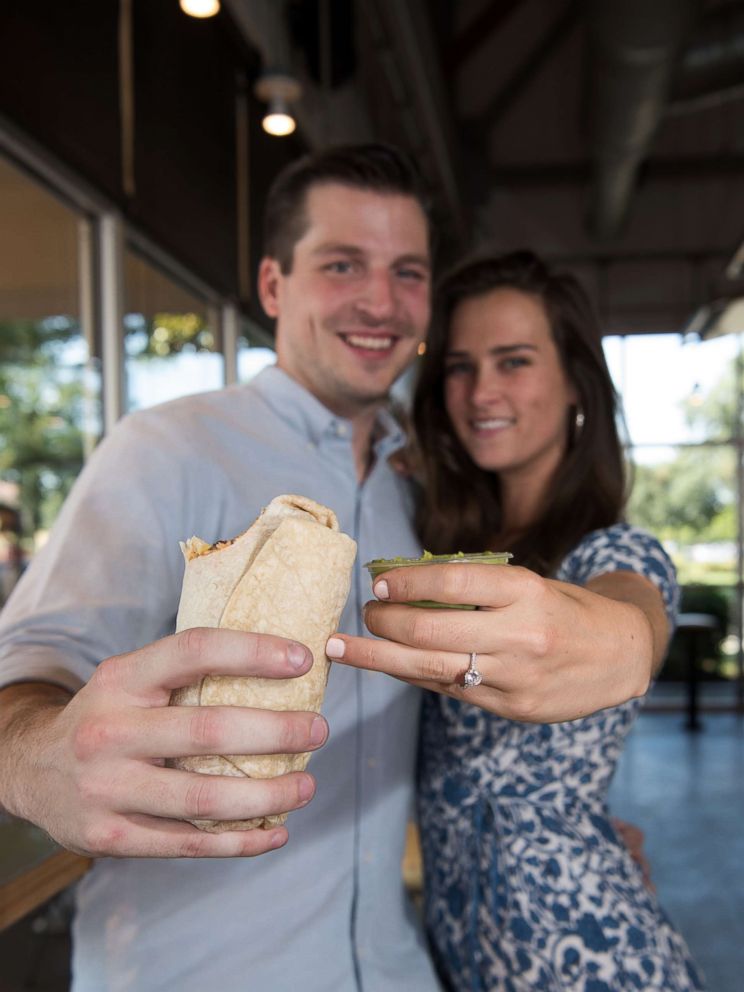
[473,418,512,430]
[344,334,394,350]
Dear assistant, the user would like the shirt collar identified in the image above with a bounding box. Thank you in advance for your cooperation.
[251,365,407,457]
[372,405,407,459]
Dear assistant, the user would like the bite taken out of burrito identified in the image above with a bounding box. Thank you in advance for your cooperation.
[170,494,357,833]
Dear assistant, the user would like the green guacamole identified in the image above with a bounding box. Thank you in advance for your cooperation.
[364,551,512,609]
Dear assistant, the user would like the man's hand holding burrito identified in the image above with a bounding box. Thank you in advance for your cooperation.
[0,628,328,859]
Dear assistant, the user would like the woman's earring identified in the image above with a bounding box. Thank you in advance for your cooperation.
[572,407,585,444]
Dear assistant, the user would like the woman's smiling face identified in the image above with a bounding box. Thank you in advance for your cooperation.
[443,286,577,493]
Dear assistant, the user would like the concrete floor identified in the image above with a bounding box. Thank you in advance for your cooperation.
[609,712,744,992]
[2,710,742,991]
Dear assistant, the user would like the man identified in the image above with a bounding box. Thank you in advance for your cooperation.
[0,144,438,990]
[0,143,651,991]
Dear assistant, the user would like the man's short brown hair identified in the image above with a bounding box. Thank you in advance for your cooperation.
[262,142,432,273]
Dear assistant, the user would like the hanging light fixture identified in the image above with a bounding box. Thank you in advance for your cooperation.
[254,73,302,137]
[179,0,220,18]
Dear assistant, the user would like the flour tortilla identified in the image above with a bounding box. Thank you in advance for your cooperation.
[170,495,357,831]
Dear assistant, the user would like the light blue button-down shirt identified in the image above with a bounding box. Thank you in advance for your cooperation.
[0,367,439,991]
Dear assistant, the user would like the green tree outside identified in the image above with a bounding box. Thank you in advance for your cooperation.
[625,348,741,680]
[0,317,98,549]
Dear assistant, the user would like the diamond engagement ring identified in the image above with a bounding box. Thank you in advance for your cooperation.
[462,652,483,688]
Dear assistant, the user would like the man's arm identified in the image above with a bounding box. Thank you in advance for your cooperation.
[0,628,328,858]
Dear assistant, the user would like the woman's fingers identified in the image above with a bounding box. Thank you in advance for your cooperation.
[371,563,532,610]
[360,601,499,655]
[330,568,657,724]
[328,630,499,688]
[326,633,537,715]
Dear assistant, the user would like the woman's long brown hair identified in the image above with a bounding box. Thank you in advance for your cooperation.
[413,251,628,577]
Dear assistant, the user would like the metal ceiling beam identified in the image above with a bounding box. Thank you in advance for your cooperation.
[726,236,744,280]
[475,0,581,133]
[488,155,744,187]
[363,0,467,242]
[586,0,701,240]
[445,0,522,72]
[672,4,744,104]
[547,248,729,265]
[667,3,744,116]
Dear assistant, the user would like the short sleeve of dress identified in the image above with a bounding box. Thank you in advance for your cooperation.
[555,523,679,631]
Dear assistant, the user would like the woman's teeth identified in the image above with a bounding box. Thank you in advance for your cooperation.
[472,418,513,430]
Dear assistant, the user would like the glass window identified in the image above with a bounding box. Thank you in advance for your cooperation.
[237,319,276,383]
[604,333,738,446]
[628,442,739,703]
[607,330,743,708]
[627,444,736,586]
[124,249,224,411]
[0,155,101,594]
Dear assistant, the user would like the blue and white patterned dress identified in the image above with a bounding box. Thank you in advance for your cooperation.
[417,524,707,992]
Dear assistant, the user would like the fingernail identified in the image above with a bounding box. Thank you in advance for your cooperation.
[287,642,310,669]
[373,579,389,600]
[298,774,315,803]
[325,637,345,659]
[310,716,327,746]
[269,829,287,850]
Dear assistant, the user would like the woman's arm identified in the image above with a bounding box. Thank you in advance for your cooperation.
[326,563,668,723]
[585,569,670,674]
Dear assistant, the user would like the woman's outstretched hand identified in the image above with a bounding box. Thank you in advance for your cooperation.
[326,563,669,723]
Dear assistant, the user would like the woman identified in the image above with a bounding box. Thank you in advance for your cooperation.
[415,250,706,991]
[329,251,705,991]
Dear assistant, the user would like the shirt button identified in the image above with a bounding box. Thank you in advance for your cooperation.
[367,757,378,768]
[363,851,374,864]
[336,422,348,437]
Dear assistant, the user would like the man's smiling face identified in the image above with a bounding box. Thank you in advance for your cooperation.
[259,182,431,419]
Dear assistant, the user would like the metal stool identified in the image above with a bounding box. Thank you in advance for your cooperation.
[676,612,720,731]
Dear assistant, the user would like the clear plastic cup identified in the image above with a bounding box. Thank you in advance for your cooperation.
[364,551,512,609]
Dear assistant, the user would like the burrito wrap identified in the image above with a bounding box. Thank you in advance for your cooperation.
[170,494,356,832]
